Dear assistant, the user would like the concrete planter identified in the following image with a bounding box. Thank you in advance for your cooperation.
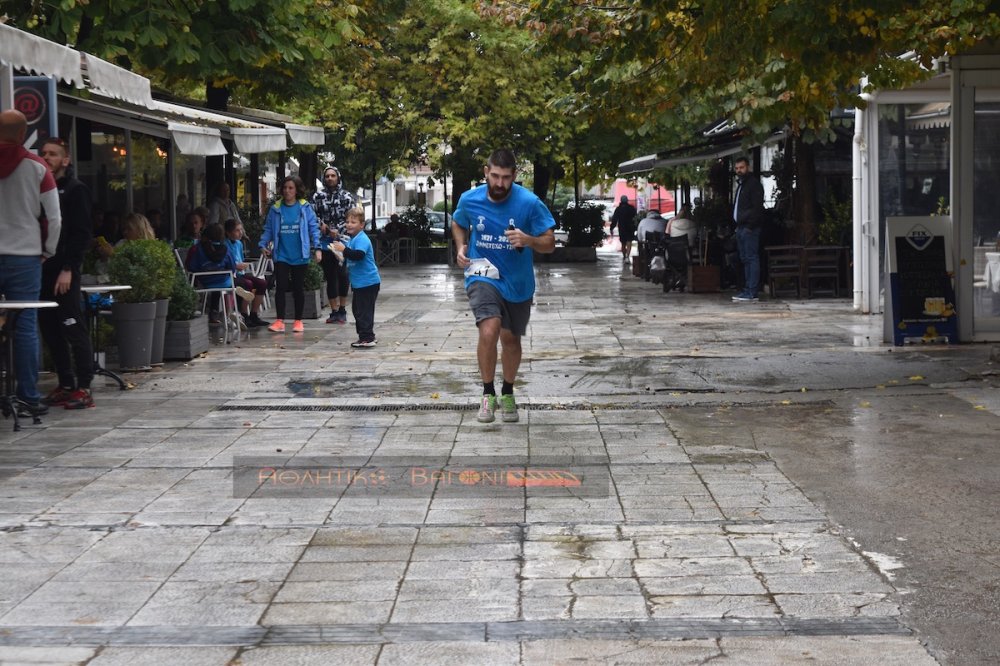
[150,298,170,366]
[112,301,156,371]
[163,314,210,361]
[301,289,323,319]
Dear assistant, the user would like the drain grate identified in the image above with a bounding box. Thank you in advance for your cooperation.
[216,402,640,412]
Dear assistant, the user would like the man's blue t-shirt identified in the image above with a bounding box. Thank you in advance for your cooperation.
[276,203,308,265]
[453,183,555,302]
[344,231,380,288]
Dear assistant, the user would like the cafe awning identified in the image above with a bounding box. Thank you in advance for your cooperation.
[617,131,785,176]
[81,53,153,108]
[151,101,288,153]
[0,23,83,88]
[285,122,325,146]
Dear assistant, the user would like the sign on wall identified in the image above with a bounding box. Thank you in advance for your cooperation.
[886,216,957,345]
[13,76,57,150]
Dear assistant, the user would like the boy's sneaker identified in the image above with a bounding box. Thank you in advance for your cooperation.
[247,313,270,327]
[350,339,377,348]
[477,394,497,423]
[326,313,338,324]
[234,286,254,304]
[64,388,95,410]
[42,386,74,406]
[499,394,519,422]
[15,399,48,418]
[336,309,347,324]
[268,320,285,333]
[733,293,759,302]
[292,320,305,333]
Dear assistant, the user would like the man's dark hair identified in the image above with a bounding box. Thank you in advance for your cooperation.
[487,149,517,171]
[734,156,750,167]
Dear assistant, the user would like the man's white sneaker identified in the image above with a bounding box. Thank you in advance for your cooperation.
[477,394,497,423]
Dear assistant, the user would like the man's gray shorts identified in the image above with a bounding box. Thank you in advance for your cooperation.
[467,281,532,336]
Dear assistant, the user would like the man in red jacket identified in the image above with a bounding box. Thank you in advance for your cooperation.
[0,110,62,416]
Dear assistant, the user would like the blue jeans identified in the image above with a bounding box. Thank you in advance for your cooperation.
[0,255,43,403]
[736,226,761,296]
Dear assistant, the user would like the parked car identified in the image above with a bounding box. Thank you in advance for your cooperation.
[426,211,450,240]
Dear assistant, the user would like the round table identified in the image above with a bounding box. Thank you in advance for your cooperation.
[0,300,58,431]
[80,285,132,390]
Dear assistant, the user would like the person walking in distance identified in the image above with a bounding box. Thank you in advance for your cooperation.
[310,166,355,324]
[452,149,556,423]
[38,137,95,409]
[259,176,322,334]
[0,110,62,417]
[731,155,765,302]
[610,195,637,263]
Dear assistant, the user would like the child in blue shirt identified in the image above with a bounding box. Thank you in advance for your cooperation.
[331,207,381,347]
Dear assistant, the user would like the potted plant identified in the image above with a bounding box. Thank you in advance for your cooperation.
[687,198,725,292]
[107,239,175,370]
[163,268,210,360]
[285,261,324,319]
[544,203,604,262]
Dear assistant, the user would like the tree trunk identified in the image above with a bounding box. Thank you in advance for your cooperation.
[533,157,551,201]
[793,136,818,245]
[204,82,230,204]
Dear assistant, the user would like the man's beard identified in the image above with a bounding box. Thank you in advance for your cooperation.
[488,183,511,201]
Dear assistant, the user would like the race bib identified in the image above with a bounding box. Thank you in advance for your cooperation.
[465,257,501,280]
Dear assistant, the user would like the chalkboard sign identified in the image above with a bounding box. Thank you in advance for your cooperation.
[886,217,956,345]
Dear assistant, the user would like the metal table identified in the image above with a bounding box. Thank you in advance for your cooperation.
[80,285,132,391]
[0,300,58,431]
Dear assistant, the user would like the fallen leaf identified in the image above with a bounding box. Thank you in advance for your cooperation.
[780,400,792,405]
[859,401,871,408]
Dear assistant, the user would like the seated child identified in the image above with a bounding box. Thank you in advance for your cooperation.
[225,218,270,327]
[187,223,238,324]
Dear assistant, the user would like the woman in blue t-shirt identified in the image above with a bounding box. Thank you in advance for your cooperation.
[259,176,321,333]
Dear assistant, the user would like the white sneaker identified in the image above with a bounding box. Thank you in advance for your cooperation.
[234,286,254,304]
[477,394,497,423]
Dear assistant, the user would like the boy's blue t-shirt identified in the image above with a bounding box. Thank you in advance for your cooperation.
[452,183,555,302]
[276,202,308,265]
[344,231,380,288]
[188,242,235,288]
[226,238,245,274]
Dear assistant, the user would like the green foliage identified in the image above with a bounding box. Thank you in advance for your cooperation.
[239,203,265,250]
[399,205,433,246]
[818,193,852,246]
[303,262,324,291]
[692,197,733,237]
[561,204,606,248]
[166,269,198,321]
[107,239,176,303]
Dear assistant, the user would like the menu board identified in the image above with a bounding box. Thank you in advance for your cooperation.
[886,216,956,345]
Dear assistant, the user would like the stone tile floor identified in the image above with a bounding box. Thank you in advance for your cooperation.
[0,259,956,664]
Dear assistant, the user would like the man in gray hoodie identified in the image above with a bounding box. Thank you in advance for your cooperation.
[0,110,62,416]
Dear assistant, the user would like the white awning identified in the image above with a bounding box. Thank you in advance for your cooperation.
[82,53,153,108]
[167,122,227,156]
[152,100,287,153]
[0,23,83,87]
[231,127,287,153]
[285,122,325,146]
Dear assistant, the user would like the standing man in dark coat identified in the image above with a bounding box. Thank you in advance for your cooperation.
[731,156,765,302]
[610,195,637,263]
[38,137,95,409]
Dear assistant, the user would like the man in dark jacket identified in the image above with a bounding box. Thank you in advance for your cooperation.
[731,156,765,302]
[610,195,637,263]
[310,166,355,323]
[38,137,95,409]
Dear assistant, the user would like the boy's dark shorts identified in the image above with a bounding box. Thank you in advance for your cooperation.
[467,281,532,337]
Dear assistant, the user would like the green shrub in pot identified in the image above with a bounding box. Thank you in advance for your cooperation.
[107,239,176,303]
[167,269,198,321]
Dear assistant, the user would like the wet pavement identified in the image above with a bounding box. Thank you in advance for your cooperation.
[0,255,997,665]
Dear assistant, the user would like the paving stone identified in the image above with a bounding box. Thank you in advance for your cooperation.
[378,641,518,666]
[237,645,379,665]
[0,646,98,663]
[261,601,393,624]
[273,580,399,603]
[88,646,237,665]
